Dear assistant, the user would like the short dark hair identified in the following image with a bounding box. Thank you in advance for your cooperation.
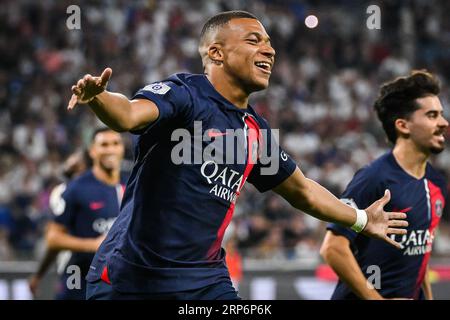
[90,127,116,143]
[199,10,258,44]
[374,70,440,144]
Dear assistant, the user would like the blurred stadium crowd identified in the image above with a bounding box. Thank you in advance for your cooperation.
[1,0,450,264]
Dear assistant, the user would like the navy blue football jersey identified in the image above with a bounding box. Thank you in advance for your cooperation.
[86,73,297,293]
[327,152,447,299]
[52,170,127,298]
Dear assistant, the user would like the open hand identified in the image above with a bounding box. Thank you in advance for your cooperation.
[68,67,112,110]
[361,190,408,248]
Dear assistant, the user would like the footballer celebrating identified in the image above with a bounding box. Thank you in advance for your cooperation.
[320,70,448,300]
[67,11,407,300]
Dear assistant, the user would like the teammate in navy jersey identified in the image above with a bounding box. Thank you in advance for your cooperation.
[28,150,88,298]
[44,128,126,299]
[67,11,407,300]
[320,70,448,300]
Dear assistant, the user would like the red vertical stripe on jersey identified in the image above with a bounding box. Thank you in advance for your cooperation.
[414,180,444,298]
[206,115,261,260]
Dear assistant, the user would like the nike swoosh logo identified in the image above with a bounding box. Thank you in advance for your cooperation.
[90,202,105,210]
[396,207,412,213]
[207,130,229,138]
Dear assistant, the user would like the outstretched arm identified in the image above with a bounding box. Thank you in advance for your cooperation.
[67,68,159,132]
[273,167,408,248]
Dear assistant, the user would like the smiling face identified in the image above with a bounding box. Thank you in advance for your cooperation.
[89,130,124,172]
[204,18,275,93]
[398,95,449,154]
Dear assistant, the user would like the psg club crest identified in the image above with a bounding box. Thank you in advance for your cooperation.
[435,199,443,218]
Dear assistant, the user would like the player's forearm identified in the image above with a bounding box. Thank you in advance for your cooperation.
[291,179,357,227]
[46,231,98,253]
[88,91,136,132]
[321,243,383,300]
[34,248,59,278]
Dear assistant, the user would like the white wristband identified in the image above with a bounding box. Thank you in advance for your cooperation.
[351,209,368,233]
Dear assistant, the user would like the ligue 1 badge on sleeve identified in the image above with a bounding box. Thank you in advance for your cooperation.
[143,82,171,95]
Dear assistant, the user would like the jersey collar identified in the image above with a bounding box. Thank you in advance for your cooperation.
[198,74,252,114]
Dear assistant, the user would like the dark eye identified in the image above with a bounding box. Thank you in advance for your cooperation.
[246,38,258,44]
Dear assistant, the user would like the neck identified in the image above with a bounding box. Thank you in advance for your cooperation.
[92,165,120,185]
[392,139,429,179]
[206,69,249,109]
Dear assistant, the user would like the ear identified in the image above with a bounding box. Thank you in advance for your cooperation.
[88,144,96,160]
[207,43,224,65]
[394,118,410,137]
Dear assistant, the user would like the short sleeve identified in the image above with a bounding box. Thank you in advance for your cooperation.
[52,182,77,229]
[131,80,193,135]
[247,117,297,192]
[327,167,382,242]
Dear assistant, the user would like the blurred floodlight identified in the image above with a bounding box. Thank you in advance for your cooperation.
[305,15,319,29]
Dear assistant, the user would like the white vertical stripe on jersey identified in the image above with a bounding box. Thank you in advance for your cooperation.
[423,179,431,221]
[241,113,249,161]
[115,184,124,208]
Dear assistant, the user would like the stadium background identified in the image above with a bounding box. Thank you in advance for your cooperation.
[1,0,450,299]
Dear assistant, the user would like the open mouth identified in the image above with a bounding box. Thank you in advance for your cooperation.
[255,61,272,74]
[434,132,446,142]
[103,155,118,162]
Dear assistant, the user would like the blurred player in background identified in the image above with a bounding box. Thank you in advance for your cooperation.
[67,11,407,300]
[33,128,126,299]
[321,70,448,300]
[28,150,89,297]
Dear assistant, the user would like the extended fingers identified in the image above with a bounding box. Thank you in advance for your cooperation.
[388,220,408,227]
[77,78,86,90]
[75,73,95,89]
[99,67,112,86]
[388,212,407,220]
[378,189,391,206]
[69,70,110,111]
[67,94,78,110]
[387,228,407,235]
[71,85,81,96]
[83,74,93,82]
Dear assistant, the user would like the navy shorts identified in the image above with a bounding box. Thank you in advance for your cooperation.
[86,279,241,300]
